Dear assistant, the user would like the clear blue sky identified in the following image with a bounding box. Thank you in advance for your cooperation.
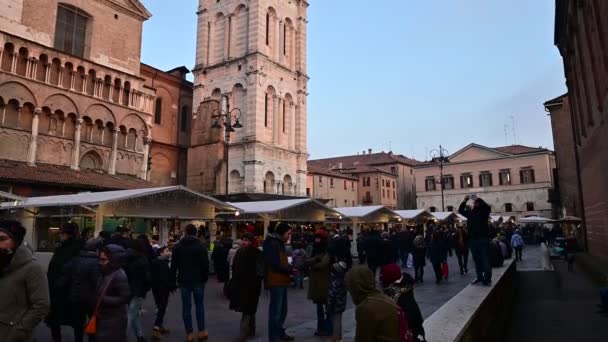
[141,0,565,161]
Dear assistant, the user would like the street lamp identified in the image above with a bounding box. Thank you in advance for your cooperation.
[430,145,449,212]
[211,95,243,196]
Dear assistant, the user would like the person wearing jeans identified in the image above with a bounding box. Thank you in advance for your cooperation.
[459,195,492,285]
[511,230,524,262]
[263,223,295,342]
[171,224,210,342]
[125,239,151,342]
[127,297,145,340]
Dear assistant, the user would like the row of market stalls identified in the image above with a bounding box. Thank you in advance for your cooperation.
[1,185,568,253]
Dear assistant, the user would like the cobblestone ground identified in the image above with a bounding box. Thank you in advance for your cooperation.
[34,252,477,342]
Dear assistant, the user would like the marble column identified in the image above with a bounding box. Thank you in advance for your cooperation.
[275,18,281,62]
[139,137,151,180]
[27,108,41,166]
[71,118,83,170]
[108,128,119,175]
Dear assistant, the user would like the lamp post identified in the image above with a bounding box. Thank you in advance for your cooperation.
[430,145,449,212]
[211,95,243,196]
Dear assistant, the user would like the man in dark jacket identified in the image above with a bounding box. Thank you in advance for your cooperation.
[46,222,82,342]
[459,195,492,285]
[151,246,172,339]
[171,224,209,342]
[0,220,50,342]
[364,230,382,274]
[263,223,294,342]
[125,239,151,342]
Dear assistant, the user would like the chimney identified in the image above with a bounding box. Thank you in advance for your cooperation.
[338,162,343,169]
[368,148,372,154]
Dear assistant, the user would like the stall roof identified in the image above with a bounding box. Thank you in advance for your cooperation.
[0,186,237,211]
[518,216,554,224]
[431,211,466,221]
[228,198,340,216]
[395,209,431,220]
[334,205,399,219]
[0,191,23,202]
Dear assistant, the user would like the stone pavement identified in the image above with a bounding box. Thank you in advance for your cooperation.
[507,249,608,342]
[34,252,475,342]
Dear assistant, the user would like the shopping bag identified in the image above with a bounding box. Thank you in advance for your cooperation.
[442,262,449,279]
[406,253,413,268]
[84,315,97,335]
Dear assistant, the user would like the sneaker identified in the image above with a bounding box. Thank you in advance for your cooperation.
[198,331,209,341]
[471,279,483,285]
[152,327,162,339]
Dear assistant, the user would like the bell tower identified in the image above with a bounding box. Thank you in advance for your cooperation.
[189,0,309,196]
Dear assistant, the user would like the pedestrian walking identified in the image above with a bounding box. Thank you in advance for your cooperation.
[345,266,399,342]
[428,229,448,284]
[125,238,152,342]
[170,224,210,342]
[229,233,263,341]
[211,235,231,283]
[228,239,242,279]
[413,232,426,283]
[380,263,426,342]
[0,220,50,342]
[380,231,399,266]
[356,230,367,265]
[327,234,352,342]
[306,229,331,337]
[511,229,524,262]
[93,244,132,342]
[46,222,83,342]
[62,239,102,342]
[455,225,470,275]
[365,230,382,274]
[458,195,492,285]
[151,246,172,340]
[263,222,295,342]
[291,242,308,289]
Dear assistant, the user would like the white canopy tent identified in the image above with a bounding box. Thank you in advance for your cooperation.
[334,205,402,255]
[518,216,554,224]
[0,186,238,247]
[394,209,434,222]
[222,198,342,236]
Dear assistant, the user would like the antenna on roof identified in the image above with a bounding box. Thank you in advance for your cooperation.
[510,115,518,145]
[504,124,509,145]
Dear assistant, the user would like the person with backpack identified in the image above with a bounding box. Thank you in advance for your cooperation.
[151,246,172,340]
[380,263,425,342]
[345,266,400,342]
[228,233,263,341]
[412,233,426,283]
[170,224,210,342]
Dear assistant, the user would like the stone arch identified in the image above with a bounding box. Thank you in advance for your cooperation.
[19,102,34,131]
[63,62,74,89]
[80,150,103,171]
[283,17,296,68]
[86,69,96,95]
[113,78,121,102]
[229,169,243,193]
[102,75,111,99]
[127,128,137,150]
[64,113,77,139]
[120,113,147,136]
[50,58,61,86]
[16,47,28,76]
[42,93,79,116]
[74,66,86,92]
[213,12,226,64]
[2,99,21,128]
[231,4,248,58]
[282,174,293,195]
[0,81,38,107]
[118,125,128,149]
[80,116,94,142]
[266,7,278,56]
[1,42,14,71]
[122,81,131,105]
[264,85,276,130]
[264,171,275,194]
[283,92,293,136]
[84,103,115,125]
[92,119,104,145]
[211,88,222,101]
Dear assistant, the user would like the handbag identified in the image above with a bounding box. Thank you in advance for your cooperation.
[85,273,115,335]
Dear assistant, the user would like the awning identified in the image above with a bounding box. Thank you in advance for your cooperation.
[223,198,342,222]
[395,209,433,221]
[0,191,23,202]
[334,205,401,223]
[518,216,554,224]
[555,216,582,223]
[431,211,465,222]
[0,185,238,219]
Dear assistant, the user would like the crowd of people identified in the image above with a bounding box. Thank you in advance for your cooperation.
[0,194,532,342]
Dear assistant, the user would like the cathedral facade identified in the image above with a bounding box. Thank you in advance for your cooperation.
[189,0,309,196]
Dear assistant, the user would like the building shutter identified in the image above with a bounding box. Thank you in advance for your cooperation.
[520,170,524,184]
[460,176,464,188]
[479,174,483,187]
[499,173,503,185]
[531,169,536,183]
[489,174,493,186]
[425,179,429,191]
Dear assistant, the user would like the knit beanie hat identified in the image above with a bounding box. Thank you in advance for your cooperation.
[0,220,26,247]
[380,263,402,287]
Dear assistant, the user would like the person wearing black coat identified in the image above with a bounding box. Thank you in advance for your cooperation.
[170,224,210,341]
[125,239,152,342]
[379,232,398,266]
[61,239,101,342]
[211,237,232,283]
[458,195,492,285]
[94,244,132,342]
[229,233,263,341]
[151,246,173,339]
[46,222,83,342]
[364,230,382,274]
[428,230,448,284]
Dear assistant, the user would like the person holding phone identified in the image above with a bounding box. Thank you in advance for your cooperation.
[458,194,492,285]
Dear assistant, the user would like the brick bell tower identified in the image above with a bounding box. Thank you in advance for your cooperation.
[188,0,309,196]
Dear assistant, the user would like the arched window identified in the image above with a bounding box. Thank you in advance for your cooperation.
[127,128,137,150]
[180,106,188,132]
[63,62,73,89]
[265,13,270,45]
[264,171,275,194]
[102,75,111,99]
[36,54,48,82]
[118,126,127,149]
[54,4,89,57]
[505,203,513,212]
[74,67,85,92]
[50,59,61,86]
[1,43,14,71]
[229,170,242,194]
[213,13,226,63]
[154,98,162,124]
[526,202,535,212]
[86,70,96,95]
[16,48,28,76]
[2,99,20,128]
[264,93,269,127]
[429,206,437,213]
[122,82,131,106]
[80,152,102,171]
[64,113,77,139]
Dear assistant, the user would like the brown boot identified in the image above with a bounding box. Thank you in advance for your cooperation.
[187,333,195,342]
[197,331,209,341]
[152,327,162,340]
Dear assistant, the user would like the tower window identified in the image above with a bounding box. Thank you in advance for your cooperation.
[154,98,162,125]
[180,106,188,132]
[264,93,268,127]
[265,13,270,46]
[54,4,89,57]
[282,100,286,132]
[283,23,287,55]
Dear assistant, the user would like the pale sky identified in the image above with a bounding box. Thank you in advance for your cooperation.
[141,0,566,161]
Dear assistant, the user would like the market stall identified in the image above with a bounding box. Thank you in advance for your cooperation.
[334,205,402,255]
